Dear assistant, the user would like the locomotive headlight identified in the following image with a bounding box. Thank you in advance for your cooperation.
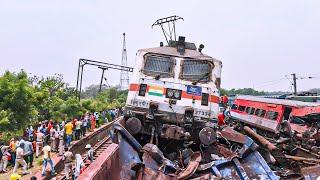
[167,89,174,98]
[166,88,182,100]
[174,90,181,99]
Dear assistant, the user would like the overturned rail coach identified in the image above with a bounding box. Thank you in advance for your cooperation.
[124,36,222,143]
[230,95,320,143]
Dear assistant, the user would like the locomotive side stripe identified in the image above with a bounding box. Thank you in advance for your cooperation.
[210,95,220,104]
[148,92,164,97]
[129,83,139,91]
[128,83,219,103]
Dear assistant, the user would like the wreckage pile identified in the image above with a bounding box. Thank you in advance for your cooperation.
[112,120,263,179]
[110,113,320,179]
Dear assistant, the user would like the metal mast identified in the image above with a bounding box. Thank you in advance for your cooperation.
[120,33,129,90]
[291,73,297,95]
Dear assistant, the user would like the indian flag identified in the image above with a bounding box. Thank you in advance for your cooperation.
[148,86,164,97]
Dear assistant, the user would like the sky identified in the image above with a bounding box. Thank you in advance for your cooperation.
[0,0,319,92]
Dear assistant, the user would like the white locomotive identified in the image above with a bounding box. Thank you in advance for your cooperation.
[124,35,222,145]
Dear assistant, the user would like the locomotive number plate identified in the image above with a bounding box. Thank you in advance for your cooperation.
[194,110,210,117]
[130,99,149,108]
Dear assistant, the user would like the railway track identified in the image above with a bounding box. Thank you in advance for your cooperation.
[51,123,114,180]
[53,136,113,180]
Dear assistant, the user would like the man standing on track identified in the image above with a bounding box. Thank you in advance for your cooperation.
[85,144,94,163]
[22,138,34,169]
[75,119,82,140]
[82,116,87,137]
[63,147,73,180]
[41,140,55,177]
[50,126,57,152]
[13,143,28,175]
[0,142,9,173]
[35,130,44,158]
[58,127,65,156]
[64,120,73,147]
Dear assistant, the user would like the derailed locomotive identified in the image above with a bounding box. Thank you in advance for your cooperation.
[116,36,278,179]
[123,36,222,147]
[111,16,278,179]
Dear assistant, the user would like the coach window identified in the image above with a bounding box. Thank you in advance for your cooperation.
[245,107,251,114]
[238,105,246,112]
[254,109,261,116]
[260,110,266,118]
[249,108,255,115]
[273,112,279,120]
[266,111,278,120]
[143,55,175,78]
[231,104,237,110]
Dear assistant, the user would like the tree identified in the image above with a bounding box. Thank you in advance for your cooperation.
[0,70,36,131]
[220,88,267,96]
[0,70,129,140]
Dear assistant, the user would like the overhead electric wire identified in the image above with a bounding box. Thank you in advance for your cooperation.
[254,77,287,89]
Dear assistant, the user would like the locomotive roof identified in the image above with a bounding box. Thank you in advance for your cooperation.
[237,95,320,107]
[138,46,221,63]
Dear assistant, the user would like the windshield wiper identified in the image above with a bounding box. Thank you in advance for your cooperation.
[155,73,162,80]
[155,72,169,80]
[192,72,209,85]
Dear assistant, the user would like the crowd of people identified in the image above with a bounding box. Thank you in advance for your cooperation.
[0,108,122,180]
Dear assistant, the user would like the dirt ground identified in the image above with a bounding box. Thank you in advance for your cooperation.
[0,155,45,180]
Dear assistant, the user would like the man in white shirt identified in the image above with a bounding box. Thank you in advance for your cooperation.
[41,141,55,177]
[36,130,44,158]
[13,143,28,175]
[75,119,82,140]
[0,142,9,173]
[63,147,74,180]
[58,128,65,156]
[50,127,57,152]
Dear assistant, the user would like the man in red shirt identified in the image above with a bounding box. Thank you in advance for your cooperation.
[217,113,225,126]
[222,95,229,107]
[47,120,53,132]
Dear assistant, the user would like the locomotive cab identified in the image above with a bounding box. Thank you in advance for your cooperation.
[124,36,222,144]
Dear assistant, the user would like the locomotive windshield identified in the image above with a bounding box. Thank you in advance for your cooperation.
[143,55,174,77]
[180,60,211,82]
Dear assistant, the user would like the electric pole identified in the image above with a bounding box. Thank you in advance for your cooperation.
[120,33,129,90]
[291,73,297,95]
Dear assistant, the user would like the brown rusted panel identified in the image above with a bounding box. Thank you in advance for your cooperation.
[78,143,120,180]
[216,144,236,158]
[301,165,320,180]
[189,174,218,180]
[136,165,176,180]
[284,155,320,163]
[243,126,277,151]
[220,126,247,144]
[177,152,202,180]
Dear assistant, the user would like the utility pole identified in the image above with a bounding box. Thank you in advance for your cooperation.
[120,33,129,90]
[291,73,297,95]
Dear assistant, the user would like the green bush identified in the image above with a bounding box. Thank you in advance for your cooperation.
[0,70,128,141]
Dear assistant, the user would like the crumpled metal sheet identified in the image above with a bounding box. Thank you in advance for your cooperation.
[177,152,202,180]
[200,153,279,180]
[134,164,177,180]
[301,165,320,180]
[230,111,279,133]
